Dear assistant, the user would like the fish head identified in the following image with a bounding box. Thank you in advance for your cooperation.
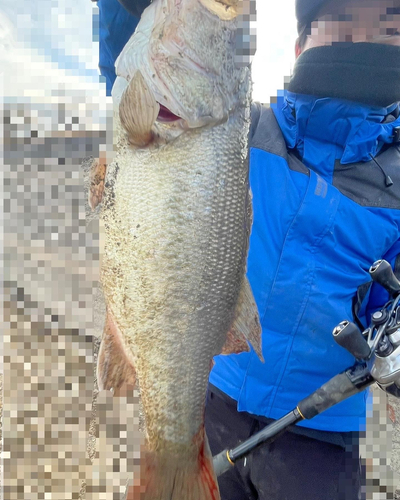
[113,0,255,147]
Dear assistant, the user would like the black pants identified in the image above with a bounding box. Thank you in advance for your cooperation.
[205,388,365,500]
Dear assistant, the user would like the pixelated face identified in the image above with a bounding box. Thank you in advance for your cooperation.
[305,0,400,48]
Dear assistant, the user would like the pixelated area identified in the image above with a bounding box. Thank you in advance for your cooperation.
[0,87,146,498]
[301,0,400,44]
[0,0,144,497]
[390,395,400,490]
[2,92,96,499]
[234,0,257,67]
[360,388,400,499]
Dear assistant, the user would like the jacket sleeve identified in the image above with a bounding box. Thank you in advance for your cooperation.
[359,241,400,329]
[117,0,151,17]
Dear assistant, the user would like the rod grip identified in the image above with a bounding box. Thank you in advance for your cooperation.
[297,372,361,420]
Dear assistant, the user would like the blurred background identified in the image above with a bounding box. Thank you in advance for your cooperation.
[0,0,298,103]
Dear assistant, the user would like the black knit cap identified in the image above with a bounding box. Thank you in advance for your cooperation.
[296,0,342,34]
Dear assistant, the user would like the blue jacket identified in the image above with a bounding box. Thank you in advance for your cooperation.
[97,0,140,95]
[210,91,400,432]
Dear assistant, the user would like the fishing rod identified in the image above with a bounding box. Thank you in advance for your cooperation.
[213,259,400,477]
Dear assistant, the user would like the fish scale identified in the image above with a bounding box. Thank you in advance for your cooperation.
[102,111,249,443]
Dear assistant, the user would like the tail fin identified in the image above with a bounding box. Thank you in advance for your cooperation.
[127,430,220,500]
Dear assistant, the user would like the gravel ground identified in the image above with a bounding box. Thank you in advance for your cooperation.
[389,395,400,498]
[360,387,400,499]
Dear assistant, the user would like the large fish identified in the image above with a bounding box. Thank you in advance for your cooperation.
[95,0,262,498]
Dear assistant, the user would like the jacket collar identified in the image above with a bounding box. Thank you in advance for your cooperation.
[272,91,400,169]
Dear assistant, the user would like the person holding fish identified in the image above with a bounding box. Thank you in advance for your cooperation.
[93,0,400,498]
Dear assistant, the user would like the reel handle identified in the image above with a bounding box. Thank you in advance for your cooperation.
[332,321,371,360]
[369,260,400,298]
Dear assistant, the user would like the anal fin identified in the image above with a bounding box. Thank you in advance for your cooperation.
[221,276,263,362]
[96,310,136,396]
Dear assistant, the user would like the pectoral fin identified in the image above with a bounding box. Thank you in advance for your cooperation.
[119,71,159,148]
[97,310,136,396]
[221,276,263,361]
[89,161,107,210]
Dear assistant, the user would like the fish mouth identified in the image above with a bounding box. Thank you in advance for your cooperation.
[156,103,182,122]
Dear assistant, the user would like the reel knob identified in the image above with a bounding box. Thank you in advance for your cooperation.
[369,260,400,298]
[333,321,371,360]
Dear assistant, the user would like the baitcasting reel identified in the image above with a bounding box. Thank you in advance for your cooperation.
[333,259,400,398]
